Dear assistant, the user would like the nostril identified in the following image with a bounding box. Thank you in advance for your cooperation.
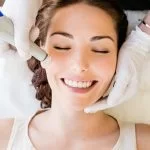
[71,65,89,73]
[70,57,89,73]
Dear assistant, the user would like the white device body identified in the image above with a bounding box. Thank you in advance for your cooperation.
[0,16,47,61]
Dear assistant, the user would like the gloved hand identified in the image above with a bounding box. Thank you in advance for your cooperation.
[1,0,43,60]
[84,26,150,113]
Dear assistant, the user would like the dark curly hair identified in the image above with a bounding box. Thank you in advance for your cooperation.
[27,0,128,109]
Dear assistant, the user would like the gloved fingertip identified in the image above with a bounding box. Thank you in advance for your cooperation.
[84,108,96,114]
[84,106,100,113]
[84,108,90,113]
[30,27,40,42]
[41,56,52,69]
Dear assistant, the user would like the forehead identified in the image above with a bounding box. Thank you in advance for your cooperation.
[49,3,117,41]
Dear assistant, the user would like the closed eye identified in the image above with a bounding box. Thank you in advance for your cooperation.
[92,49,110,54]
[54,46,70,50]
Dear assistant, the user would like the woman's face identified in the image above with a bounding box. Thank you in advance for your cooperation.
[43,3,118,111]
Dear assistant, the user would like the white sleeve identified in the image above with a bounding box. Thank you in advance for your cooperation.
[0,49,40,118]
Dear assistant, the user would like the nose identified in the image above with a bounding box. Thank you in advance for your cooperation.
[70,49,89,74]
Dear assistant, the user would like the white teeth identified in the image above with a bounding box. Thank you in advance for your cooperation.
[64,79,93,88]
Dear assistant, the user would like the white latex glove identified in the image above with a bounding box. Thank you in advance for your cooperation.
[84,27,150,113]
[1,0,43,59]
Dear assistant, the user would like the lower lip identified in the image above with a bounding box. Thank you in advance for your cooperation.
[61,79,97,94]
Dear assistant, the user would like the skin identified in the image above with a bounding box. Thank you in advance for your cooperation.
[0,3,150,150]
[31,4,119,149]
[44,3,118,115]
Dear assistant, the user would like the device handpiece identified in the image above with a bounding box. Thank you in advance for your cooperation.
[0,13,47,61]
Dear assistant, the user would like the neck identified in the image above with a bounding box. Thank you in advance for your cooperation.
[41,99,117,140]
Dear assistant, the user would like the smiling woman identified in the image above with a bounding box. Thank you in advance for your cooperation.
[1,0,150,149]
[28,0,128,109]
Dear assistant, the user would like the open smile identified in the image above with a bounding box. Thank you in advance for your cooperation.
[61,78,98,93]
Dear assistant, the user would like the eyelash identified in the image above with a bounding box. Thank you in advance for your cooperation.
[54,46,70,50]
[54,46,110,54]
[92,49,110,54]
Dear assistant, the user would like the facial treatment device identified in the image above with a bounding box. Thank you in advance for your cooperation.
[0,11,48,61]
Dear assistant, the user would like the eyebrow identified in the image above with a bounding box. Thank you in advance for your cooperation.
[50,32,73,39]
[91,36,114,42]
[50,31,114,42]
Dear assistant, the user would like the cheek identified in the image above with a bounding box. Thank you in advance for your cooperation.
[48,52,68,71]
[44,47,69,79]
[93,54,117,81]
